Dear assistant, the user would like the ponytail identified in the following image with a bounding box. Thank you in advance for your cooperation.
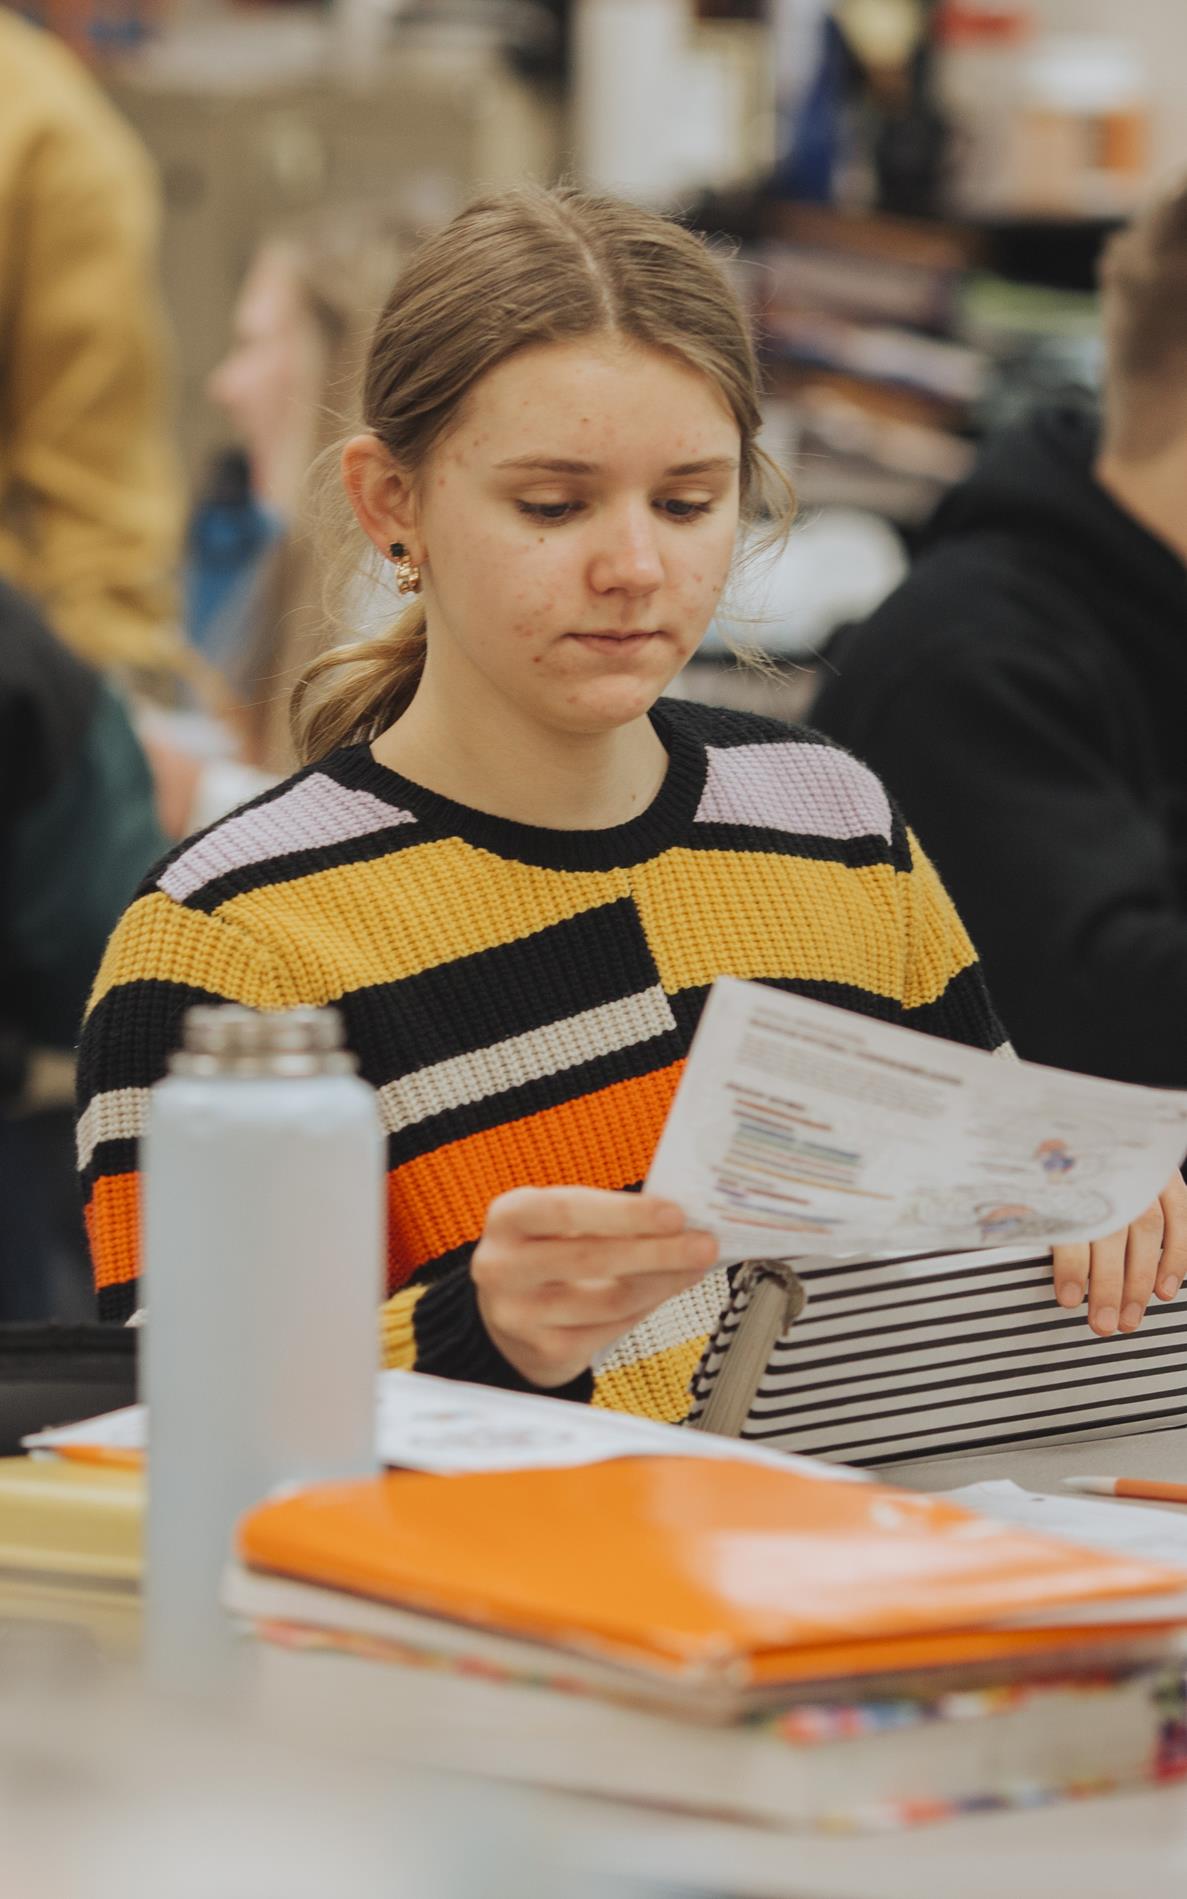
[290,601,427,762]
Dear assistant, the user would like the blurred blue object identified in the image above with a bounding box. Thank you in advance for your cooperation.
[775,13,847,203]
[184,449,282,656]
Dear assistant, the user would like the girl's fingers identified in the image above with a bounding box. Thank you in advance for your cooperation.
[1157,1176,1187,1300]
[475,1226,718,1294]
[484,1185,687,1243]
[1052,1179,1187,1331]
[1084,1228,1127,1336]
[1051,1241,1089,1311]
[514,1265,713,1334]
[1118,1202,1166,1330]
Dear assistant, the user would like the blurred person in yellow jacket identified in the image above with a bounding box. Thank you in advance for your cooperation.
[0,8,186,690]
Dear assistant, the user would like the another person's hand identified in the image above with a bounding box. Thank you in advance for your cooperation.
[1052,1172,1187,1336]
[472,1186,719,1389]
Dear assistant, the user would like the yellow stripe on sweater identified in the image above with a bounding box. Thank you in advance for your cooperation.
[630,849,976,1005]
[216,840,632,994]
[592,1334,710,1424]
[900,833,979,1011]
[379,1285,426,1371]
[87,891,287,1016]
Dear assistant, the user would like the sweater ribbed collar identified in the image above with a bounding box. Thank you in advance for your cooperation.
[323,700,708,873]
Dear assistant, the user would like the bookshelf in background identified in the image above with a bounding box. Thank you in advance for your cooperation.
[699,193,1110,531]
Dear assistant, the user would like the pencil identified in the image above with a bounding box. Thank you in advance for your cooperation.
[1062,1476,1187,1505]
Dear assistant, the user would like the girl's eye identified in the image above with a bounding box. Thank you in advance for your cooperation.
[659,499,713,521]
[515,497,714,525]
[517,501,582,522]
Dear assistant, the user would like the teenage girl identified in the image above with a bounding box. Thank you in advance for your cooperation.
[77,187,1187,1419]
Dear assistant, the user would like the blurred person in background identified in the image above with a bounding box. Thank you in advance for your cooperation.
[811,174,1187,1089]
[0,581,162,1319]
[192,219,405,773]
[0,8,271,842]
[0,7,185,688]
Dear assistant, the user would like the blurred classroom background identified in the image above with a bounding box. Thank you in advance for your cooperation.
[14,0,1187,711]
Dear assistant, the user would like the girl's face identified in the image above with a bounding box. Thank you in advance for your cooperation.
[208,247,326,516]
[411,337,743,733]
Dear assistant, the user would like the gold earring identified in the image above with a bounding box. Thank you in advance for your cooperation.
[389,542,422,596]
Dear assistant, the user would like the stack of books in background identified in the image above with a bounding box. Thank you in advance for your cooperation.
[744,203,985,526]
[0,1455,140,1656]
[719,201,1107,532]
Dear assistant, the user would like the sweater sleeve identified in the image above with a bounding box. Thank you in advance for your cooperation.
[379,1267,594,1403]
[77,888,287,1320]
[896,823,1008,1054]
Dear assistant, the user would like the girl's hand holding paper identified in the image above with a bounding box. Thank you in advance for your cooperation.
[472,1186,719,1389]
[1052,1171,1187,1337]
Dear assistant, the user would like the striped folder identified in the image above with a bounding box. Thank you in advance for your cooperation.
[687,1246,1187,1467]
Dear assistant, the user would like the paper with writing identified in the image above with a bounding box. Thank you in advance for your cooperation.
[646,979,1187,1266]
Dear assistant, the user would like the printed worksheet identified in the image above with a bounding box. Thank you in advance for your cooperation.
[646,979,1187,1266]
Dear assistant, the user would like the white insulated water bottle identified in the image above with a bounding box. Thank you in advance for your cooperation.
[141,1004,384,1695]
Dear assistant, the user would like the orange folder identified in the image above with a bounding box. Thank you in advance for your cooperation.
[237,1456,1187,1689]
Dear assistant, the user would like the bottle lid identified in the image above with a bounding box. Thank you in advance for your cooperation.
[170,1006,357,1077]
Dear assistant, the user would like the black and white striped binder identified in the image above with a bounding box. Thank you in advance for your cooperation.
[687,1247,1187,1467]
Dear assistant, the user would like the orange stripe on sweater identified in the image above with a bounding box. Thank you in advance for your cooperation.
[86,1066,685,1298]
[384,1061,685,1290]
[85,1173,142,1291]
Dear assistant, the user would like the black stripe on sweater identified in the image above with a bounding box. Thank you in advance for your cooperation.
[342,898,664,1083]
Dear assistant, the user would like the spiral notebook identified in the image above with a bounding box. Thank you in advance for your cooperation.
[687,1246,1187,1468]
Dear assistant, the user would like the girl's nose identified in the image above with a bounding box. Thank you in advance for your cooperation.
[588,507,664,596]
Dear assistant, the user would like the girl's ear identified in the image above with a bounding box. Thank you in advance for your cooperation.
[341,434,422,562]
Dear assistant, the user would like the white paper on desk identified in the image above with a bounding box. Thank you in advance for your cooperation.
[25,1403,146,1455]
[646,978,1187,1266]
[932,1481,1187,1628]
[372,1372,863,1478]
[941,1480,1187,1572]
[24,1372,863,1481]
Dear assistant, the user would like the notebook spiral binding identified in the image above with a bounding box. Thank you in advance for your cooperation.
[687,1261,808,1439]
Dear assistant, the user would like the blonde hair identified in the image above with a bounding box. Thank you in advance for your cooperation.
[1099,174,1187,459]
[291,184,794,764]
[222,213,409,772]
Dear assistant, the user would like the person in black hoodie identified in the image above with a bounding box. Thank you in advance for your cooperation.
[812,177,1187,1093]
[0,581,163,1317]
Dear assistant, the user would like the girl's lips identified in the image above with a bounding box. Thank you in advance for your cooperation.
[566,629,663,650]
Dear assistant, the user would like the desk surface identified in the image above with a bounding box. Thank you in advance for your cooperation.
[556,1774,1187,1899]
[886,1419,1187,1494]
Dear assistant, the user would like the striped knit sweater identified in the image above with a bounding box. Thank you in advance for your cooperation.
[77,700,1004,1421]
